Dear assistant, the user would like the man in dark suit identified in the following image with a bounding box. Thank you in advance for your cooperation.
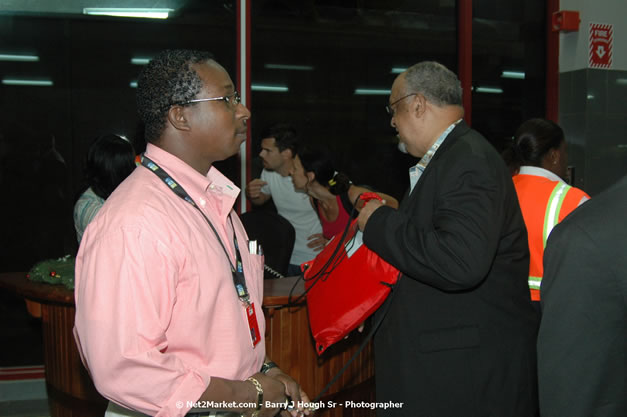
[538,175,627,417]
[357,61,539,417]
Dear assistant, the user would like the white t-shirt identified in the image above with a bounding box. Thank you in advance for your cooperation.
[260,169,323,265]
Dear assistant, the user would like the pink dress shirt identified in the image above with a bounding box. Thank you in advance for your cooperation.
[74,144,265,417]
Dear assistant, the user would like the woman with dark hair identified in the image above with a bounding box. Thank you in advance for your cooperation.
[73,134,136,243]
[289,146,398,240]
[504,118,589,305]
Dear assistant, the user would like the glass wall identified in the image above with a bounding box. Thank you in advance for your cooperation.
[250,1,457,201]
[0,0,548,271]
[0,3,236,270]
[472,0,547,151]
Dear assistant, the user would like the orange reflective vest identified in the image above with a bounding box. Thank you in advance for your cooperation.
[513,174,589,301]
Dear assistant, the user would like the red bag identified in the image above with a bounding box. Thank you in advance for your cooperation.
[302,219,399,355]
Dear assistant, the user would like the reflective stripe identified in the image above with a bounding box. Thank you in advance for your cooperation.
[533,183,570,293]
[528,276,542,290]
[543,183,570,249]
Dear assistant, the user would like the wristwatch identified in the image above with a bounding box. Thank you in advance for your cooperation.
[260,360,278,374]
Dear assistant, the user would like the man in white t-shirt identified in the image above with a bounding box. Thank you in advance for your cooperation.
[246,124,325,275]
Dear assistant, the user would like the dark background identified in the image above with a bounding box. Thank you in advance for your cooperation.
[0,0,547,272]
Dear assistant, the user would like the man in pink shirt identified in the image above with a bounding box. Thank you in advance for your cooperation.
[74,50,310,417]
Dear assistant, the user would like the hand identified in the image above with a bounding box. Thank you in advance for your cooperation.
[246,179,268,200]
[356,197,387,211]
[266,368,312,417]
[307,233,328,252]
[249,373,289,417]
[357,200,384,231]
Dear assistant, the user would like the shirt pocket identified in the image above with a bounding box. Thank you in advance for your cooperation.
[245,253,265,291]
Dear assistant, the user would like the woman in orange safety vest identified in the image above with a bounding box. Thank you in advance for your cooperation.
[504,118,590,307]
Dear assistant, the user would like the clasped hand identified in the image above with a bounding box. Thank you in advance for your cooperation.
[252,370,311,417]
[246,179,267,200]
[357,199,384,231]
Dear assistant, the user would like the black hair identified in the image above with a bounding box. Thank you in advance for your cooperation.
[298,146,351,195]
[260,123,299,155]
[136,49,214,143]
[85,134,136,199]
[503,118,565,172]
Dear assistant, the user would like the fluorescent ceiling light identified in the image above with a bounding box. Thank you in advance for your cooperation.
[475,86,503,94]
[264,64,314,71]
[130,81,138,88]
[390,67,407,74]
[0,54,39,62]
[131,57,151,65]
[2,78,53,86]
[354,88,391,95]
[616,78,627,85]
[251,84,288,92]
[83,8,173,19]
[501,71,525,80]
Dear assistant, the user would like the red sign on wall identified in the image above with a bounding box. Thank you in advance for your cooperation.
[589,23,613,69]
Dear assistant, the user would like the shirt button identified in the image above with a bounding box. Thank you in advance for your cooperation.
[199,198,206,206]
[209,184,215,190]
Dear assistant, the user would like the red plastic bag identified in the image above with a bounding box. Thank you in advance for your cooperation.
[302,219,399,355]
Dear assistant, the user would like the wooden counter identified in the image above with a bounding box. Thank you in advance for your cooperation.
[0,272,107,417]
[0,272,374,417]
[263,277,375,417]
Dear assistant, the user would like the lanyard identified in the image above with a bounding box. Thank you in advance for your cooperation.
[140,155,251,306]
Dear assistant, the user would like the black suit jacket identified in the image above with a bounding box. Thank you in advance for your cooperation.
[538,175,627,417]
[364,121,539,417]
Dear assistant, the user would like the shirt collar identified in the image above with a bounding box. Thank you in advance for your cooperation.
[518,165,565,183]
[408,119,462,194]
[412,118,463,171]
[144,143,241,217]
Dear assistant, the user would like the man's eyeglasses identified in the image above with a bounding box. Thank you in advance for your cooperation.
[385,93,417,117]
[172,91,241,108]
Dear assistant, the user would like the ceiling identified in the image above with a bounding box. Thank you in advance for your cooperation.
[0,0,189,15]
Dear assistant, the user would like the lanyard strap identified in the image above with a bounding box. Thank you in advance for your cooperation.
[140,155,251,305]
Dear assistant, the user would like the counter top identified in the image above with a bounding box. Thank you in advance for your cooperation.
[0,271,74,305]
[0,271,306,308]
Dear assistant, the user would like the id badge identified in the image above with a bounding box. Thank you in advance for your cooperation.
[246,302,261,347]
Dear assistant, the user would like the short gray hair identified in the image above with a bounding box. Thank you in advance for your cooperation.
[404,61,462,107]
